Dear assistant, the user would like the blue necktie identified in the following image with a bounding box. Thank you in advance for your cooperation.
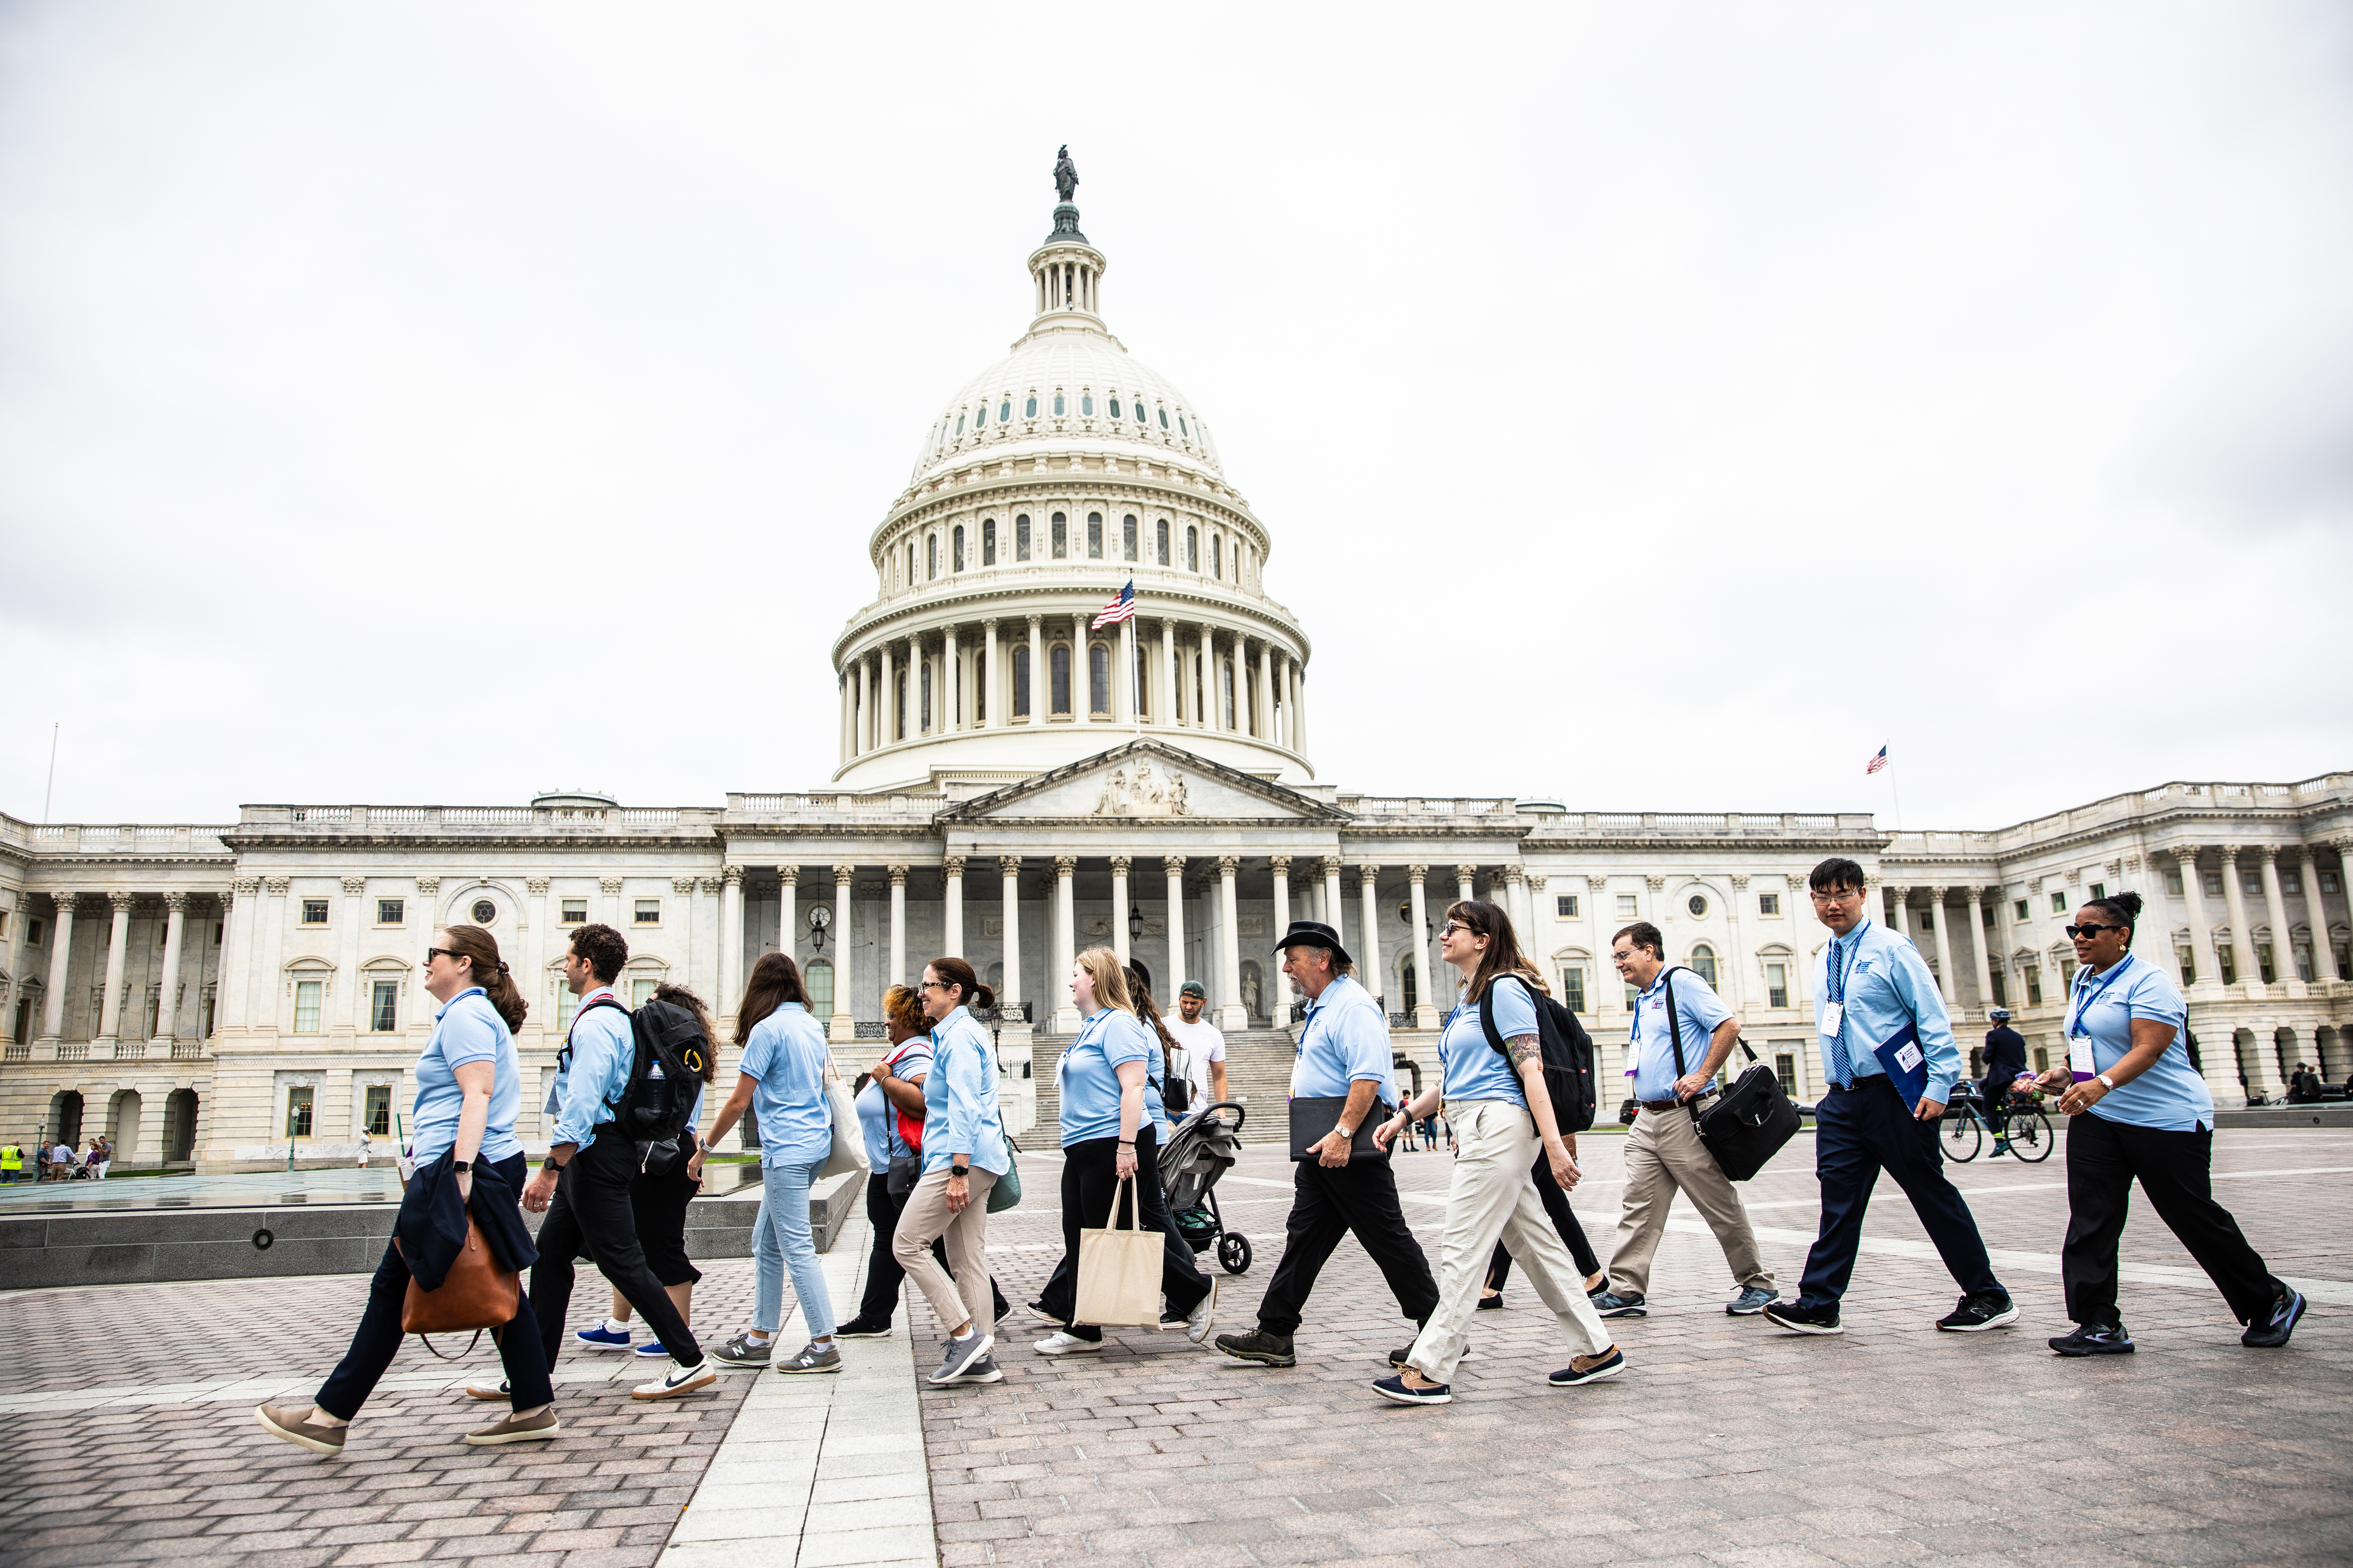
[1828,936,1852,1088]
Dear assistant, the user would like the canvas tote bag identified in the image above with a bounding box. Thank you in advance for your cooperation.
[818,1044,871,1182]
[1074,1176,1163,1327]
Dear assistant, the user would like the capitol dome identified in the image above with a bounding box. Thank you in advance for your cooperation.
[827,166,1316,794]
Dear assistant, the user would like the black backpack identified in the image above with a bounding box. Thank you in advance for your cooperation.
[571,995,712,1174]
[1477,976,1599,1134]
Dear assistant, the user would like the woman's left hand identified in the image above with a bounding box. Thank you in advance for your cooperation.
[455,1170,472,1202]
[1544,1136,1579,1191]
[944,1172,970,1213]
[1115,1143,1138,1180]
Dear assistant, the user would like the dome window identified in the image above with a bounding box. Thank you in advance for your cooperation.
[1050,644,1073,716]
[974,403,986,430]
[927,534,939,580]
[1053,392,1065,416]
[1015,513,1031,562]
[1080,393,1094,417]
[1211,534,1223,578]
[1109,395,1122,419]
[1088,643,1111,715]
[1000,399,1012,422]
[1186,525,1199,572]
[1051,512,1068,560]
[1134,395,1147,425]
[1025,394,1038,418]
[1179,414,1190,438]
[1156,519,1170,566]
[955,414,966,437]
[952,524,966,572]
[981,518,996,566]
[1122,515,1138,561]
[1158,406,1170,429]
[1012,645,1031,717]
[1087,512,1103,560]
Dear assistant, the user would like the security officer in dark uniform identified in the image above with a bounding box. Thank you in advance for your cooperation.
[1980,1009,2028,1157]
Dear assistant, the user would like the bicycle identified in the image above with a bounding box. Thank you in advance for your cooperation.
[1940,1083,2054,1163]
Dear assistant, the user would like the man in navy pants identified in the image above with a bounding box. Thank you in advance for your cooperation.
[1765,858,2015,1336]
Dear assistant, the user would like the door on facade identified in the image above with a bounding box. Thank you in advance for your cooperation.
[805,959,834,1019]
[48,1090,83,1148]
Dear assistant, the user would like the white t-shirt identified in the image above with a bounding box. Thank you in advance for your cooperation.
[1164,1016,1227,1107]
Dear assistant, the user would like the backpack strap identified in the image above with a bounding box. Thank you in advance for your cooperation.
[1477,975,1536,1057]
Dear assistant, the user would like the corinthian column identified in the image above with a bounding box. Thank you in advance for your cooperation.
[1164,857,1187,994]
[1053,857,1079,1031]
[1408,866,1437,1029]
[942,857,964,959]
[38,894,78,1043]
[943,623,961,733]
[1110,857,1132,964]
[831,866,856,1042]
[1928,886,1960,1011]
[2306,848,2342,982]
[1218,856,1246,1032]
[1271,856,1296,1015]
[1967,888,1996,1013]
[2219,845,2262,993]
[155,892,189,1050]
[1322,858,1347,954]
[2258,847,2303,995]
[981,620,999,730]
[95,892,133,1050]
[888,864,909,990]
[2175,847,2214,990]
[1358,864,1384,1013]
[998,857,1023,1015]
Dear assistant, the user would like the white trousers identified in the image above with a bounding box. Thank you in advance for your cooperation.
[1404,1100,1614,1383]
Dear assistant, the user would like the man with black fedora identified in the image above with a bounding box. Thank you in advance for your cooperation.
[1213,920,1438,1368]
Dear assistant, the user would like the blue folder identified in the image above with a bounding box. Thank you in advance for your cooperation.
[1872,1023,1929,1106]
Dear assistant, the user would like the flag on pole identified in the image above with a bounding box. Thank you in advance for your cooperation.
[1865,744,1889,775]
[1091,580,1136,629]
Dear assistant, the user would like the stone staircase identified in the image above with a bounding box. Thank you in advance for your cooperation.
[1026,1027,1302,1145]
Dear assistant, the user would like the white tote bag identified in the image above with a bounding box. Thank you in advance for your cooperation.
[1074,1177,1163,1327]
[818,1046,870,1180]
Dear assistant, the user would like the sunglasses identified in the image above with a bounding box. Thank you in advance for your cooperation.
[421,947,462,968]
[917,979,953,993]
[1437,920,1469,939]
[2065,923,2126,939]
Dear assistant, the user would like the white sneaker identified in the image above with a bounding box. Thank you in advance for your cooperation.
[631,1358,718,1400]
[1032,1330,1104,1356]
[1185,1277,1220,1344]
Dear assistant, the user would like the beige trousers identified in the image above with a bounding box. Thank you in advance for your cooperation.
[1606,1101,1773,1296]
[1405,1100,1615,1383]
[892,1166,998,1338]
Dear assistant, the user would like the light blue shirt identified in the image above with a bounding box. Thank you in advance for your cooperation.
[1438,976,1534,1106]
[411,987,522,1163]
[857,1037,933,1170]
[549,986,634,1151]
[924,1007,1009,1175]
[1812,917,1962,1103]
[1291,973,1396,1102]
[1627,965,1736,1102]
[736,1002,833,1168]
[1057,1006,1159,1147]
[2069,955,2209,1132]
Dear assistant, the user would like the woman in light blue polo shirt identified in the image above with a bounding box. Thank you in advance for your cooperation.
[2033,892,2303,1354]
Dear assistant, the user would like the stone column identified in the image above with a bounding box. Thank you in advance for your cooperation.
[94,891,133,1050]
[1253,641,1274,739]
[1322,858,1347,954]
[1408,865,1437,1029]
[1358,864,1384,1013]
[258,878,290,1033]
[830,866,856,1042]
[2219,846,2262,993]
[1968,888,1997,1013]
[1455,865,1475,907]
[1927,886,1960,1010]
[1027,616,1045,725]
[719,865,746,1020]
[1218,856,1246,1032]
[335,876,367,1035]
[2258,847,2303,993]
[878,641,896,745]
[1073,614,1091,721]
[888,864,909,990]
[980,620,998,730]
[597,877,621,928]
[675,878,702,991]
[1053,857,1079,1031]
[1588,875,1616,1022]
[1271,856,1296,1015]
[1157,618,1178,730]
[852,655,868,754]
[1292,663,1308,753]
[1721,875,1747,1011]
[1503,866,1529,943]
[154,892,188,1049]
[1164,856,1187,994]
[839,670,853,764]
[2306,848,2343,982]
[692,877,721,1004]
[1110,857,1131,964]
[998,857,1023,1015]
[943,624,961,732]
[1883,885,1908,941]
[942,857,964,959]
[2174,847,2214,990]
[38,894,78,1042]
[775,867,797,970]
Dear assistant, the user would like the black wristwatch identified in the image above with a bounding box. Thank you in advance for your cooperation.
[950,1163,970,1177]
[452,1159,472,1174]
[540,1156,563,1173]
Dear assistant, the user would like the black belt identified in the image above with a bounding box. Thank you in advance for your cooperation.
[1638,1098,1685,1112]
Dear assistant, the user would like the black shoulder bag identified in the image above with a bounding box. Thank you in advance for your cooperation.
[1661,968,1802,1182]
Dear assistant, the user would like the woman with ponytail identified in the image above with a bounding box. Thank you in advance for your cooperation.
[256,925,558,1456]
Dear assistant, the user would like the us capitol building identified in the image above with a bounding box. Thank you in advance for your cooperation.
[5,166,2351,1169]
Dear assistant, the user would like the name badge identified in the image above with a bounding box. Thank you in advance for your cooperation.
[1818,1002,1843,1038]
[2068,1035,2095,1081]
[1895,1041,1923,1073]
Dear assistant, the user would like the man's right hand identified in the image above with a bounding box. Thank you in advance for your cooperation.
[1313,1128,1353,1168]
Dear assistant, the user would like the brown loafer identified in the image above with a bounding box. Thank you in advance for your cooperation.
[465,1408,560,1446]
[255,1403,346,1456]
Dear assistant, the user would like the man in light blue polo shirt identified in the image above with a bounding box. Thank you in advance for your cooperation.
[1213,921,1438,1368]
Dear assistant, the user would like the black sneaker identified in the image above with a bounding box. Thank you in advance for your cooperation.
[1372,1374,1451,1405]
[2049,1322,2134,1357]
[2242,1288,2306,1349]
[1213,1327,1296,1367]
[834,1313,895,1339]
[1936,1292,2020,1332]
[1590,1290,1646,1318]
[1763,1299,1843,1335]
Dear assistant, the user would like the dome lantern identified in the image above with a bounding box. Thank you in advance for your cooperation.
[1028,199,1107,330]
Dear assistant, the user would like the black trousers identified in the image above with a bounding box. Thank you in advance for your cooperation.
[1797,1077,2001,1309]
[1488,1148,1602,1287]
[629,1160,702,1289]
[1979,1074,2013,1137]
[1255,1154,1440,1337]
[1037,1128,1211,1342]
[532,1132,703,1368]
[317,1151,553,1419]
[861,1171,1010,1323]
[2062,1111,2280,1328]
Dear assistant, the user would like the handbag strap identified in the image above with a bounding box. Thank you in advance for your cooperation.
[412,1328,486,1362]
[1108,1175,1142,1231]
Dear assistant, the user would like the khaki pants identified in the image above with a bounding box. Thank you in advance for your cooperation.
[1606,1102,1773,1297]
[892,1166,998,1338]
[1404,1100,1615,1383]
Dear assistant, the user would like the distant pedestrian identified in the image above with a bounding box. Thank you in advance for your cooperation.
[1980,1010,2027,1156]
[49,1140,74,1180]
[1164,981,1229,1115]
[356,1128,371,1169]
[0,1138,21,1183]
[88,1136,111,1180]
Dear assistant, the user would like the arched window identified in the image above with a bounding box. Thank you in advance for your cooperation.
[1178,414,1190,438]
[1089,643,1110,714]
[1015,513,1031,561]
[1133,642,1149,718]
[1158,406,1169,428]
[955,413,965,437]
[1051,512,1068,558]
[1691,945,1719,987]
[1122,515,1138,561]
[1025,393,1038,417]
[1156,519,1170,565]
[1134,395,1147,424]
[927,535,938,580]
[805,959,834,1020]
[981,518,995,566]
[1109,394,1122,419]
[1050,643,1072,715]
[1080,392,1094,416]
[1012,645,1031,717]
[1186,525,1200,571]
[1087,512,1103,558]
[1211,533,1223,578]
[1222,659,1237,730]
[919,660,932,731]
[895,670,907,739]
[974,402,986,430]
[973,651,986,723]
[952,524,965,572]
[1053,391,1065,415]
[999,399,1012,422]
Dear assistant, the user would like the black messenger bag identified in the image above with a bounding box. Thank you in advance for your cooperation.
[1661,968,1803,1182]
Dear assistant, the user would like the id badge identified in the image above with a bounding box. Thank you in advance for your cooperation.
[2068,1034,2095,1081]
[1818,1002,1843,1038]
[1894,1040,1923,1073]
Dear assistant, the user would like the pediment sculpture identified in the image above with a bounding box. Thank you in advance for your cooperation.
[1093,761,1190,818]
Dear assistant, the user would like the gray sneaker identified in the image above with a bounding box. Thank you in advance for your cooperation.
[712,1332,774,1369]
[931,1330,996,1384]
[775,1340,843,1375]
[1727,1286,1776,1316]
[943,1351,1004,1385]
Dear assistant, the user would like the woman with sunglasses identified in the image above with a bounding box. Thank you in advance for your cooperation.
[255,925,556,1454]
[2032,892,2304,1354]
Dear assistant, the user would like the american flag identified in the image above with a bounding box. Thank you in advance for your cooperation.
[1866,744,1889,775]
[1091,581,1136,629]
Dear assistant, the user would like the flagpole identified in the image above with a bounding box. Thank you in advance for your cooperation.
[1885,738,1903,833]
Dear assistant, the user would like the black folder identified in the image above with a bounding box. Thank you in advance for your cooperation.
[1286,1096,1391,1162]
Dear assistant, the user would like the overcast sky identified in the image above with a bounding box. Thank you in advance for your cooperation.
[3,2,2348,832]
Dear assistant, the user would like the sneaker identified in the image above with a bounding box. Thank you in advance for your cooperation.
[1372,1374,1451,1405]
[1032,1330,1103,1356]
[1025,1299,1071,1328]
[1936,1292,2019,1332]
[1727,1287,1776,1316]
[1212,1327,1296,1367]
[464,1408,560,1445]
[631,1358,718,1400]
[1763,1299,1843,1335]
[1158,1313,1192,1332]
[932,1331,994,1384]
[2242,1288,2307,1349]
[463,1380,512,1401]
[711,1333,774,1369]
[254,1403,346,1456]
[1548,1346,1625,1386]
[2049,1322,2135,1357]
[1184,1277,1220,1345]
[574,1321,633,1352]
[1387,1341,1472,1368]
[1477,1292,1505,1312]
[632,1339,672,1358]
[834,1313,895,1339]
[942,1351,1003,1385]
[775,1340,843,1375]
[1590,1290,1647,1318]
[1988,1140,2011,1160]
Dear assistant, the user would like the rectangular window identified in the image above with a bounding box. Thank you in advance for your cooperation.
[2050,891,2067,914]
[1561,967,1585,1013]
[634,899,661,925]
[2177,945,2197,985]
[1624,982,1640,1010]
[2013,899,2030,922]
[1087,513,1102,558]
[552,983,580,1034]
[294,980,322,1033]
[285,1086,314,1139]
[370,981,398,1033]
[301,899,329,925]
[2335,940,2351,978]
[1051,644,1072,715]
[1774,1053,1796,1098]
[2089,882,2106,902]
[1211,533,1223,577]
[1556,894,1578,919]
[2323,872,2342,895]
[2281,870,2301,894]
[1766,963,1788,1009]
[631,977,658,1007]
[26,917,43,946]
[562,899,588,924]
[376,898,404,925]
[1015,515,1031,561]
[214,922,222,944]
[2165,871,2183,895]
[1968,1047,1984,1076]
[1122,516,1137,560]
[2024,967,2044,1007]
[1156,519,1169,565]
[982,518,996,565]
[0,912,7,940]
[1982,905,1997,930]
[1012,646,1031,717]
[2243,872,2262,895]
[2060,958,2078,988]
[1616,894,1639,917]
[1052,513,1067,558]
[1919,909,1934,931]
[1757,892,1779,916]
[2256,943,2275,985]
[2033,1046,2049,1072]
[2204,872,2224,897]
[2217,947,2237,985]
[200,985,215,1036]
[2294,942,2313,983]
[364,1085,392,1135]
[1988,968,2007,1007]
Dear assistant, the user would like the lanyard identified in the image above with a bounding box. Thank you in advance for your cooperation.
[1826,932,1861,1005]
[2066,956,2134,1039]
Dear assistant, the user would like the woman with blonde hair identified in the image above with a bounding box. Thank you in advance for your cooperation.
[1031,947,1217,1354]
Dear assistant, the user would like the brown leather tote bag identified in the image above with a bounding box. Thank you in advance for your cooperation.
[394,1213,520,1359]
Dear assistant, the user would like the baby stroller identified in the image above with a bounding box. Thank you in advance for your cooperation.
[1160,1101,1252,1274]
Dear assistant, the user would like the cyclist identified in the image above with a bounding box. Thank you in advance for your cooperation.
[1980,1009,2028,1157]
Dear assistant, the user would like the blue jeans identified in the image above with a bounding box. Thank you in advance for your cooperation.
[753,1158,836,1340]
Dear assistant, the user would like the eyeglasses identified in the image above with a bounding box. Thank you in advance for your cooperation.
[917,979,952,993]
[421,947,461,968]
[1809,888,1864,905]
[1437,921,1468,939]
[2065,923,2125,939]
